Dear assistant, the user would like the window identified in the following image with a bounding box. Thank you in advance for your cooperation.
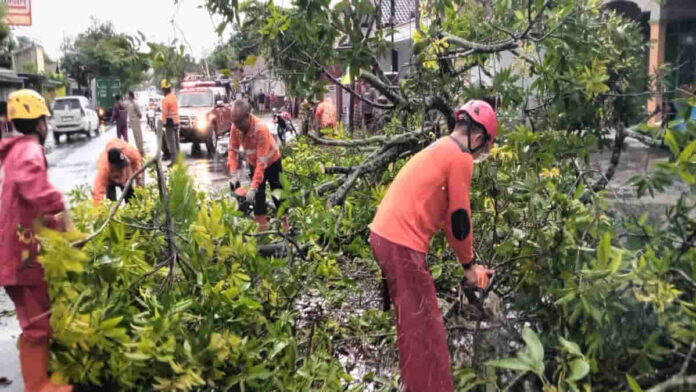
[53,99,81,111]
[178,92,213,107]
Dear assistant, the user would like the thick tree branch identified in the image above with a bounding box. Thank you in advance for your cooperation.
[646,375,696,392]
[323,166,353,175]
[299,51,396,110]
[442,33,519,54]
[328,145,407,206]
[359,70,410,107]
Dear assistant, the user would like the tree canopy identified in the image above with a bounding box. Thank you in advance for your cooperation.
[60,19,149,89]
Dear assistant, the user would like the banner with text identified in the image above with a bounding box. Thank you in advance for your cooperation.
[1,0,31,26]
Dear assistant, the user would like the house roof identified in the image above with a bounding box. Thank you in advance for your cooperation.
[379,0,416,26]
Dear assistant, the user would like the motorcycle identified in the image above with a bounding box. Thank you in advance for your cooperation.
[146,107,157,131]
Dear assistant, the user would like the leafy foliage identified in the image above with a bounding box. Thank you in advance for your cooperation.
[60,19,149,90]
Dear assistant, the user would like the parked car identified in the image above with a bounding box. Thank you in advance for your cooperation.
[177,83,232,155]
[51,96,100,143]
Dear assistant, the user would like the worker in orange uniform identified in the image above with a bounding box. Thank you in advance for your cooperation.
[314,96,337,131]
[0,89,74,392]
[227,99,287,232]
[160,79,180,162]
[369,100,498,392]
[92,138,143,204]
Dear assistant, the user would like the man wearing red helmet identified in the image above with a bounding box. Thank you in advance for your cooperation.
[369,100,498,392]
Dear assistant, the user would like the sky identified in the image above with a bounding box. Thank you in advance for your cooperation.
[11,0,227,60]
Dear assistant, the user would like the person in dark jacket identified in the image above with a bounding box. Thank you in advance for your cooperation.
[111,95,129,141]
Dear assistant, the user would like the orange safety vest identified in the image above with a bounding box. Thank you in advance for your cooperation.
[161,93,179,125]
[227,115,281,189]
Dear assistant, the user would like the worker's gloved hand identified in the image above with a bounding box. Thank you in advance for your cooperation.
[245,187,258,203]
[463,264,495,289]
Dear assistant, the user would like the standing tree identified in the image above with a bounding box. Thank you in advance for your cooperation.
[60,19,149,91]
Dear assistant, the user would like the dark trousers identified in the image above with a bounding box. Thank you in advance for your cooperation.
[107,184,135,203]
[116,124,128,141]
[369,232,454,392]
[250,159,283,216]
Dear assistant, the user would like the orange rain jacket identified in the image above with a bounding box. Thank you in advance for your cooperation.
[227,114,281,189]
[370,137,474,265]
[315,98,337,128]
[161,92,179,125]
[92,138,143,203]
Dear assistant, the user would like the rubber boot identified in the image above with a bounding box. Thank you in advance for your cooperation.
[19,337,73,392]
[254,214,269,232]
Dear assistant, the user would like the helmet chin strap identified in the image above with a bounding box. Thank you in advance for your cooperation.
[465,118,489,154]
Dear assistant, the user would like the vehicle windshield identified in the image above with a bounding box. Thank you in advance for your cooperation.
[53,99,81,111]
[178,92,212,107]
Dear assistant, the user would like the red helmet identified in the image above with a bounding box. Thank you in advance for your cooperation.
[454,100,498,146]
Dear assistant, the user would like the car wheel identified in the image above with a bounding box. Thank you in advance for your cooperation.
[53,132,60,144]
[205,126,218,156]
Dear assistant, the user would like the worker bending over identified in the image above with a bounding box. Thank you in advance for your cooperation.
[92,138,143,204]
[227,99,289,232]
[369,100,498,392]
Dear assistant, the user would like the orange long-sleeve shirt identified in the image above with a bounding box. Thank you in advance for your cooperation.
[92,138,143,203]
[370,137,474,264]
[227,114,281,189]
[161,92,179,125]
[314,99,337,128]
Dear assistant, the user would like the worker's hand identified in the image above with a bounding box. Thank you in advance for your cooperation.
[61,211,75,232]
[463,264,495,290]
[246,187,258,203]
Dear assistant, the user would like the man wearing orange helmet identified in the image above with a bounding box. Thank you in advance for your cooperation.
[369,100,498,392]
[0,89,73,392]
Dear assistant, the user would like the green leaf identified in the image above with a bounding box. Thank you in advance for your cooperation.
[679,140,696,163]
[333,0,350,12]
[597,232,611,268]
[608,250,623,273]
[486,358,534,373]
[430,264,443,280]
[522,326,544,365]
[664,130,680,157]
[567,358,590,381]
[559,337,583,357]
[626,374,643,392]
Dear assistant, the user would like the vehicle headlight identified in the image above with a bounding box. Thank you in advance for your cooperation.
[99,108,104,116]
[196,115,209,130]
